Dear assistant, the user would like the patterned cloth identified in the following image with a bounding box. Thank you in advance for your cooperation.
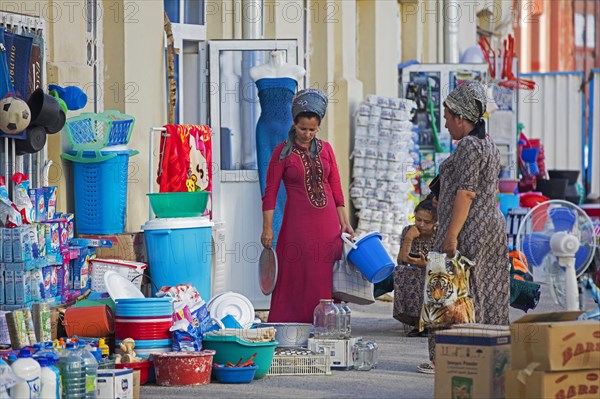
[393,226,436,326]
[428,134,509,362]
[443,80,487,123]
[280,89,328,160]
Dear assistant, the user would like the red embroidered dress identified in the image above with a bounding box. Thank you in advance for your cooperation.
[263,139,346,323]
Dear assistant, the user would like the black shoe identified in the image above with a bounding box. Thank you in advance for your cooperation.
[407,328,421,337]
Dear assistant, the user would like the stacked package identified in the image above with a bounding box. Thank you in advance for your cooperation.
[505,312,600,399]
[350,95,419,258]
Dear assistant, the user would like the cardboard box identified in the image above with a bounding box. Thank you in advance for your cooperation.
[133,370,140,399]
[79,233,147,263]
[97,368,133,399]
[308,337,356,369]
[434,328,511,399]
[511,312,600,372]
[505,368,600,399]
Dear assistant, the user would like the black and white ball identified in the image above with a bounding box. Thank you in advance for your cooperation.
[0,97,31,134]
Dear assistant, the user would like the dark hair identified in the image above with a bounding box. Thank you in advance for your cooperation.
[415,199,437,220]
[294,111,321,125]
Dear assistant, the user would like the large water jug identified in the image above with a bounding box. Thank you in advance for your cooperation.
[313,299,339,339]
[58,342,85,398]
[10,348,42,398]
[37,355,61,399]
[77,343,98,399]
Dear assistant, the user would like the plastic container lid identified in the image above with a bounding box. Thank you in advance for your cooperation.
[141,216,213,231]
[18,348,32,358]
[104,270,145,300]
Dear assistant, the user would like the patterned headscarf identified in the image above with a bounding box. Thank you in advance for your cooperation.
[280,89,328,159]
[443,80,487,124]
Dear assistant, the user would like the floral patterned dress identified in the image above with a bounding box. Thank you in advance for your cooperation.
[426,135,509,363]
[393,226,436,326]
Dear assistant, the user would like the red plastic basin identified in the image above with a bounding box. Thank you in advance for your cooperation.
[116,360,153,385]
[154,351,215,386]
[115,320,172,340]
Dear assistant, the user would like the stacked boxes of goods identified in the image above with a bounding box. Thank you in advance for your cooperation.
[434,325,512,399]
[505,312,600,399]
[350,95,419,258]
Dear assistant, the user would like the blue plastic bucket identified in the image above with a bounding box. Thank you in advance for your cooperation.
[142,217,213,300]
[62,149,138,234]
[342,233,395,283]
[497,193,520,217]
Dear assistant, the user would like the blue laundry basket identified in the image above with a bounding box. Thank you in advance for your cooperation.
[62,149,138,234]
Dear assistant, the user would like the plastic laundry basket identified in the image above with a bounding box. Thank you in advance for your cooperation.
[142,217,213,300]
[62,149,138,234]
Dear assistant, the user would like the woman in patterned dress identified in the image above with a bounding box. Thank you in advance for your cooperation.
[393,200,437,337]
[417,81,509,374]
[261,89,355,323]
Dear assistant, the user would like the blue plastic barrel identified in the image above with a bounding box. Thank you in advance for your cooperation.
[142,217,213,300]
[62,149,137,234]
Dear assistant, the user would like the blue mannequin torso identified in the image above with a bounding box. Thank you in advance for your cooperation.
[255,77,297,247]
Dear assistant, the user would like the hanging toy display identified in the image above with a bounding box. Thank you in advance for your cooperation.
[0,96,31,134]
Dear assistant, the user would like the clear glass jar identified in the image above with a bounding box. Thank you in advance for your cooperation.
[353,338,377,371]
[340,303,351,338]
[313,299,339,339]
[337,305,346,339]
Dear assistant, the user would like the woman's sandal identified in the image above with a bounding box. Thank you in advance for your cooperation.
[416,362,435,374]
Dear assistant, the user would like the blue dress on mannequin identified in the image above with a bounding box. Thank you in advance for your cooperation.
[255,77,297,246]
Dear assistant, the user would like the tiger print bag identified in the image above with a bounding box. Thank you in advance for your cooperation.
[419,251,476,331]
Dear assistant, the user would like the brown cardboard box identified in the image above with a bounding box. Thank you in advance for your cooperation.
[505,368,600,399]
[510,312,600,372]
[434,327,511,399]
[79,233,147,263]
[133,370,140,399]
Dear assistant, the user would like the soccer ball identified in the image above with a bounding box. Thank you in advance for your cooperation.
[0,97,31,134]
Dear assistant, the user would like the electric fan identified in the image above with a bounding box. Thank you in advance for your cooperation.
[516,200,597,311]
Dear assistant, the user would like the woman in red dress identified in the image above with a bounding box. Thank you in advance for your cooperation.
[261,89,354,323]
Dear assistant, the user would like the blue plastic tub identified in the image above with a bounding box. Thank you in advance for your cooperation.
[342,233,395,283]
[115,298,173,318]
[497,193,520,217]
[62,149,138,234]
[142,217,213,300]
[212,365,258,384]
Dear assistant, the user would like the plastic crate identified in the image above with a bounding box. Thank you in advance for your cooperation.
[65,111,135,150]
[267,347,331,376]
[90,258,147,292]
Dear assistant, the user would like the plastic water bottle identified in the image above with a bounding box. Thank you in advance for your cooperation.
[337,305,347,339]
[10,348,42,398]
[58,342,85,398]
[37,355,62,399]
[77,343,98,398]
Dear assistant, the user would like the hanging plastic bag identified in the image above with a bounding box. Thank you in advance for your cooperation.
[419,251,476,331]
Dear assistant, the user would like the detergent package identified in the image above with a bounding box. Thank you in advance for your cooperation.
[0,176,22,227]
[11,173,35,224]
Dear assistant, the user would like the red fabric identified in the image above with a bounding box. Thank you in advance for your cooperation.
[263,140,345,323]
[157,125,212,193]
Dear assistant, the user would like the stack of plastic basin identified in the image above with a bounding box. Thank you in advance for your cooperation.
[114,298,173,356]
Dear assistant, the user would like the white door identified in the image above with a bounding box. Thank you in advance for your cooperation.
[208,40,298,310]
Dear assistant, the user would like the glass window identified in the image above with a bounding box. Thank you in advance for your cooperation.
[184,0,205,25]
[164,0,180,23]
